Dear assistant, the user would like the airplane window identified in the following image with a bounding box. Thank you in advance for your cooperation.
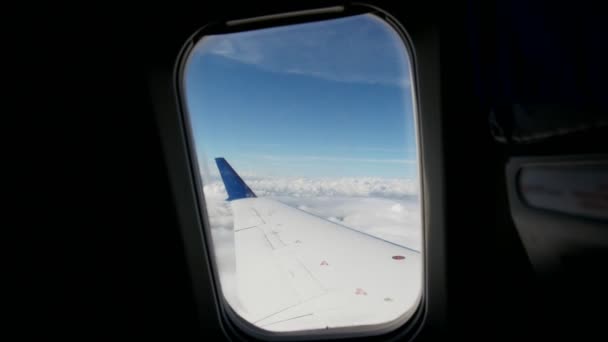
[182,13,422,336]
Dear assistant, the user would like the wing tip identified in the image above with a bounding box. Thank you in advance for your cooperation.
[215,157,257,201]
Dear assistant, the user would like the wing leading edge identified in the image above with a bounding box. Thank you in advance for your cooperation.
[214,158,422,333]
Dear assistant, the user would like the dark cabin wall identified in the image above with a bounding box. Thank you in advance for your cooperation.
[23,0,606,340]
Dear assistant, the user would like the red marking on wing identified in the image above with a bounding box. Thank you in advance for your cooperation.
[392,255,406,260]
[320,260,329,266]
[355,288,367,296]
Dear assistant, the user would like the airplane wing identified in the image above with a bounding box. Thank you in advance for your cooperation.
[214,158,422,332]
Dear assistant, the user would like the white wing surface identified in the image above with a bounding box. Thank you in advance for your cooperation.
[214,158,422,332]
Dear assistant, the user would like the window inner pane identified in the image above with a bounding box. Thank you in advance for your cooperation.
[183,13,422,334]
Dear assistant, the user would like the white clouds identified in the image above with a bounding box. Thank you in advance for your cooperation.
[203,176,418,199]
[276,196,421,249]
[203,176,421,250]
[209,38,235,56]
[205,35,265,65]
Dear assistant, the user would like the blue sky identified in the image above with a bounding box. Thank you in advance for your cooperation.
[184,14,418,179]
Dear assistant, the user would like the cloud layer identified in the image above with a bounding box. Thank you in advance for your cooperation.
[203,176,419,199]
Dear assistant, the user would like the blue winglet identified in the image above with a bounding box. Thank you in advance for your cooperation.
[215,158,257,201]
